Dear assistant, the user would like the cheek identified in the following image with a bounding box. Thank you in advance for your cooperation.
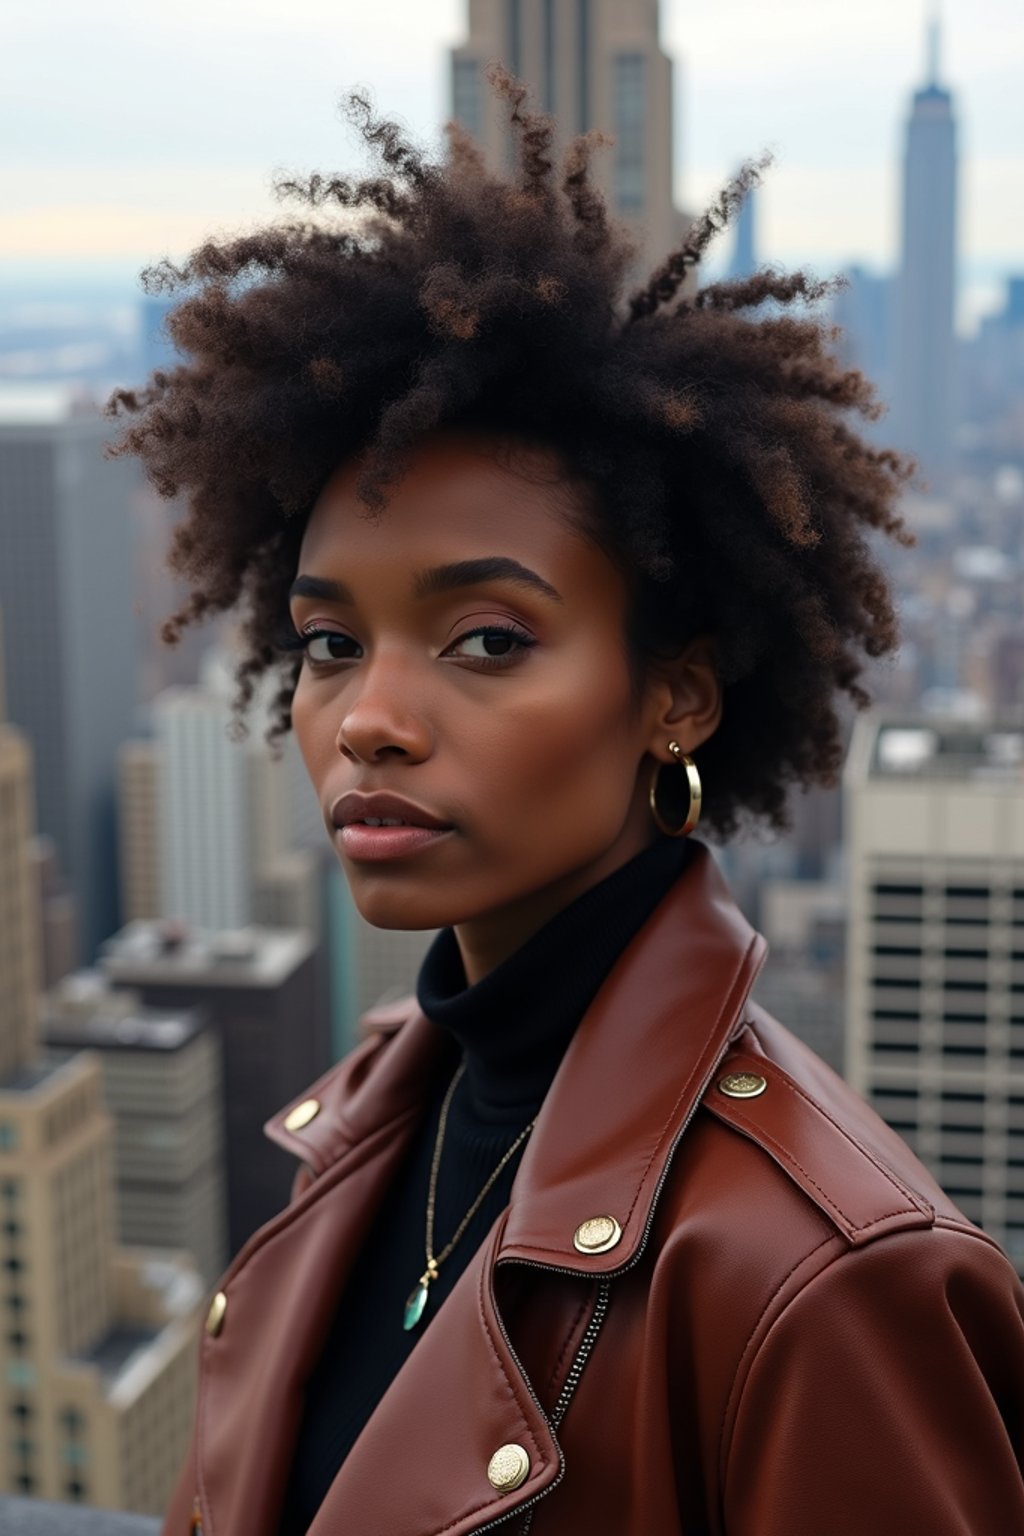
[290,673,327,773]
[469,645,640,821]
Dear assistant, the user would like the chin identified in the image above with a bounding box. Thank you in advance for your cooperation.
[344,874,468,933]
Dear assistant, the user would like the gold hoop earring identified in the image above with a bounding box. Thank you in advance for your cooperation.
[649,741,702,837]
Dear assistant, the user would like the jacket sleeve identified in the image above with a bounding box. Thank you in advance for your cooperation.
[722,1224,1024,1536]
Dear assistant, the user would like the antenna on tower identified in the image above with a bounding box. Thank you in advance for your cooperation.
[926,1,942,86]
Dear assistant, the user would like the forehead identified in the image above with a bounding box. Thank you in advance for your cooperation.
[300,430,598,573]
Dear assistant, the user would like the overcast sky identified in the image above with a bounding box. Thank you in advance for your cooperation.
[3,0,1022,322]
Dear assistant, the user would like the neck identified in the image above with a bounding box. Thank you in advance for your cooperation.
[454,819,660,985]
[416,832,696,1118]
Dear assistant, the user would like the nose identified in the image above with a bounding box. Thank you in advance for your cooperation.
[335,656,434,765]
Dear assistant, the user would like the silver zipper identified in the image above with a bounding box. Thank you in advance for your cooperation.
[471,1278,612,1535]
[470,1020,743,1536]
[550,1278,612,1432]
[516,1279,612,1536]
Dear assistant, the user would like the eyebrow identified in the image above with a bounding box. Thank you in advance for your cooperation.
[289,557,563,606]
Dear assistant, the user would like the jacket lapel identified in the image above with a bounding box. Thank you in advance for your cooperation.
[499,843,768,1273]
[307,1211,560,1536]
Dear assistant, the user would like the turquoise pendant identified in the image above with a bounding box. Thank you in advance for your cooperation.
[403,1281,430,1331]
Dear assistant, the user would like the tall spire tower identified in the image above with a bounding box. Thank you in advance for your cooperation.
[892,5,958,492]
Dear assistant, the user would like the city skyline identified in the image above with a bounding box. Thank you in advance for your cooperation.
[2,1,1022,334]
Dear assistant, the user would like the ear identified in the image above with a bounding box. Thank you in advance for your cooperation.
[643,633,722,762]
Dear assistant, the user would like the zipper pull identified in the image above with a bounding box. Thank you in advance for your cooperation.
[190,1495,204,1534]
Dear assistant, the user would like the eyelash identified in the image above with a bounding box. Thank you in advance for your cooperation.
[276,622,537,671]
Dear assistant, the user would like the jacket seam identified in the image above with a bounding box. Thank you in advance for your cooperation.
[720,1101,919,1235]
[716,1231,839,1496]
[751,1053,932,1216]
[545,1287,593,1400]
[716,1220,1007,1504]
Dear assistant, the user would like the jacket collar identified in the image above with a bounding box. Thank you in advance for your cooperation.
[199,843,769,1536]
[267,841,767,1276]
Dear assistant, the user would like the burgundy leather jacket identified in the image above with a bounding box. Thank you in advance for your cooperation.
[163,843,1024,1535]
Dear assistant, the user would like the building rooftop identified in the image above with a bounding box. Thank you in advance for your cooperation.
[43,1007,205,1055]
[0,1059,67,1094]
[100,920,314,989]
[79,1325,160,1386]
[869,719,1024,782]
[42,971,206,1053]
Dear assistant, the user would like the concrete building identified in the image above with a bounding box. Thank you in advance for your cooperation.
[136,644,323,938]
[0,409,141,958]
[118,743,161,925]
[0,720,40,1080]
[449,0,689,274]
[753,878,847,1076]
[100,922,331,1255]
[892,14,958,491]
[844,712,1024,1275]
[42,978,228,1287]
[29,837,80,992]
[152,673,250,933]
[0,652,204,1515]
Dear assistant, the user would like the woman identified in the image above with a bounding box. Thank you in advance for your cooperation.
[111,70,1024,1536]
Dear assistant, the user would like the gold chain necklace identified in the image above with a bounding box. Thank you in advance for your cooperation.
[403,1059,538,1331]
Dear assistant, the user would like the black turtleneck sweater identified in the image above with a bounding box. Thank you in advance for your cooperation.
[279,835,694,1534]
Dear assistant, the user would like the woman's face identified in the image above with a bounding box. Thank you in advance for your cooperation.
[290,430,718,977]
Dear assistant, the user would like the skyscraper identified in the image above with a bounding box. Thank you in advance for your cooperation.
[844,713,1024,1276]
[0,632,40,1081]
[0,632,203,1514]
[892,12,958,491]
[42,980,228,1287]
[449,0,688,273]
[725,176,757,282]
[100,921,331,1254]
[0,410,141,957]
[143,643,322,936]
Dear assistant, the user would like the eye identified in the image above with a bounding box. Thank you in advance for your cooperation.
[443,624,536,666]
[302,629,362,664]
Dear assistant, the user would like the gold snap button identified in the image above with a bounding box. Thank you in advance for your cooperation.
[283,1098,321,1132]
[205,1291,227,1337]
[487,1443,530,1492]
[573,1214,623,1254]
[719,1071,768,1099]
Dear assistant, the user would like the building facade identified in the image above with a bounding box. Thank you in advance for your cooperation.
[0,655,204,1514]
[0,413,141,958]
[100,922,331,1255]
[845,713,1024,1275]
[0,720,40,1081]
[118,742,161,925]
[42,979,228,1287]
[449,0,688,274]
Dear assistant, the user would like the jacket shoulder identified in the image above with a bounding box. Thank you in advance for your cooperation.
[702,1002,979,1249]
[263,993,419,1191]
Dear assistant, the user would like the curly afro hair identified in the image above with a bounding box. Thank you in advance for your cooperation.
[108,67,914,841]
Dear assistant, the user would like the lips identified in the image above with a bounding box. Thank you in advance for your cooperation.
[330,791,454,832]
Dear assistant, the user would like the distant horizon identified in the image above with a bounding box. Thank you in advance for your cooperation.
[0,250,1014,340]
[3,0,1022,339]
